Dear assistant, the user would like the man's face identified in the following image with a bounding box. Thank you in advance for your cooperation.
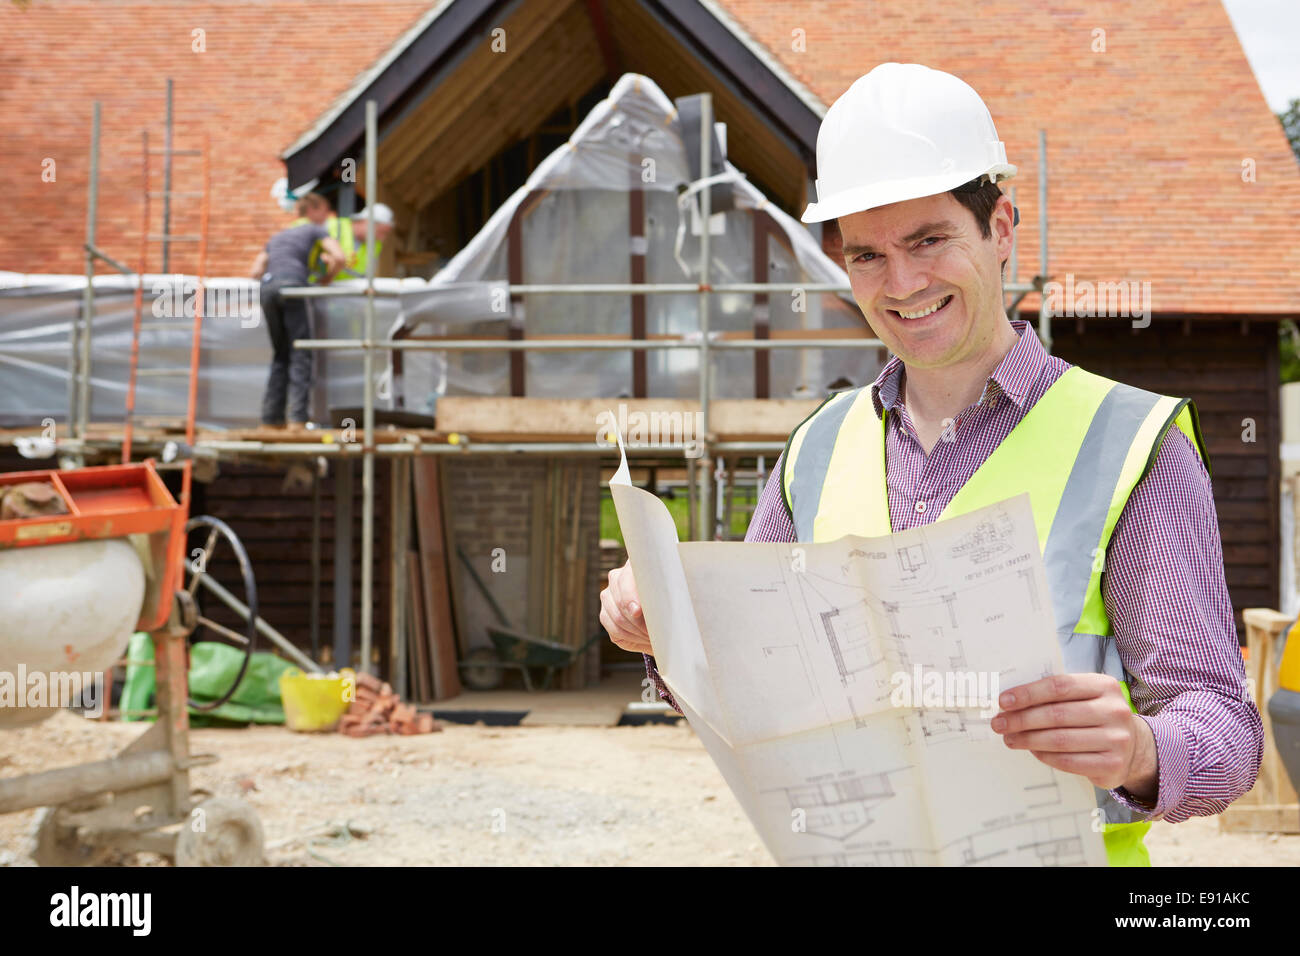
[304,202,331,226]
[355,220,393,243]
[838,191,1013,371]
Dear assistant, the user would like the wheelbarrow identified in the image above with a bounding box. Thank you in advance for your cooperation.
[453,545,601,692]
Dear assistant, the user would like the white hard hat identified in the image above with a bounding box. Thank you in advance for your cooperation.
[353,202,394,226]
[802,63,1017,223]
[270,176,320,212]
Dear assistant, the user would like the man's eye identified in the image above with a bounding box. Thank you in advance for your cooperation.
[852,252,877,263]
[920,236,944,247]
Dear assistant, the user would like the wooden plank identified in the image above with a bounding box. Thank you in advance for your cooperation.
[381,0,575,180]
[527,475,547,638]
[1219,608,1300,834]
[1267,340,1282,617]
[438,459,471,660]
[407,551,430,703]
[435,398,821,442]
[1218,805,1300,834]
[543,460,557,643]
[559,464,580,690]
[413,458,462,700]
[568,466,585,687]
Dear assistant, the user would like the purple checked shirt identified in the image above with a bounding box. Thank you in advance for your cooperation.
[644,319,1263,825]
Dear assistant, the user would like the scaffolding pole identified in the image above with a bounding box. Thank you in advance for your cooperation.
[76,102,100,443]
[360,99,378,675]
[695,92,713,541]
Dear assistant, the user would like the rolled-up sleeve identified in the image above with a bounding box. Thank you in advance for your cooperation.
[1103,427,1264,822]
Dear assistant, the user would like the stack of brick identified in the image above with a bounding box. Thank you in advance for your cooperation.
[338,672,441,737]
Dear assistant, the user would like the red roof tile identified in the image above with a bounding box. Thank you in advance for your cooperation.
[715,0,1300,313]
[2,0,1296,314]
[0,0,430,278]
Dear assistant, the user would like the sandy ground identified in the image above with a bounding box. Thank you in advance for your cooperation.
[1,711,1296,866]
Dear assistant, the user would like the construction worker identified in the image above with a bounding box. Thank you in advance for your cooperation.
[600,63,1262,866]
[345,203,394,278]
[249,192,346,426]
[303,202,394,282]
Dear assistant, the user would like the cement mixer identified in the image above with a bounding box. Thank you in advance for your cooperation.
[0,460,265,865]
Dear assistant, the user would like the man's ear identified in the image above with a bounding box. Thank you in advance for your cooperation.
[993,194,1015,265]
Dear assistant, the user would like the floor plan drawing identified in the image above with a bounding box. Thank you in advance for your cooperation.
[610,442,1109,867]
[897,542,928,576]
[947,512,1015,564]
[765,768,907,842]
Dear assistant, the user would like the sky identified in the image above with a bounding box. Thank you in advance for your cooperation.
[1221,0,1300,113]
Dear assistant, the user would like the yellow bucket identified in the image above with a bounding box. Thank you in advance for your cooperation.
[279,667,355,732]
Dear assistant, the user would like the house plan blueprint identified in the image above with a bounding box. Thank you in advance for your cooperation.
[609,433,1107,867]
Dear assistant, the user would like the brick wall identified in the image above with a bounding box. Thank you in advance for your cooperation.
[441,456,604,688]
[0,0,428,276]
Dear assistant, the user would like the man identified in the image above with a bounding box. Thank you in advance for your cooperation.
[249,192,346,427]
[344,203,394,278]
[600,63,1262,866]
[304,202,395,283]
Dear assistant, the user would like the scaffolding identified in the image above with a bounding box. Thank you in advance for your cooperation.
[42,91,1051,680]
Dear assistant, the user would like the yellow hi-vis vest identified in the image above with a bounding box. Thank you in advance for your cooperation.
[779,364,1210,867]
[345,218,383,279]
[305,216,357,284]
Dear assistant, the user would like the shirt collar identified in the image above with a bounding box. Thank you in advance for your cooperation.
[868,319,1047,419]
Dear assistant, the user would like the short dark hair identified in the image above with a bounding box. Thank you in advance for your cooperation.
[949,177,1003,240]
[950,177,1010,276]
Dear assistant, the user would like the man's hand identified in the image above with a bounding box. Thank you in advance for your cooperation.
[249,250,268,280]
[991,673,1159,802]
[320,237,347,283]
[600,559,652,654]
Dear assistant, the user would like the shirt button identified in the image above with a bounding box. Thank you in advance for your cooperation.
[915,500,927,514]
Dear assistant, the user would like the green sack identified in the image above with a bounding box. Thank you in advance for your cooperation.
[189,641,296,725]
[120,635,296,726]
[120,631,156,723]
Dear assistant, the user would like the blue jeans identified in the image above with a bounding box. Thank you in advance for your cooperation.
[259,278,313,424]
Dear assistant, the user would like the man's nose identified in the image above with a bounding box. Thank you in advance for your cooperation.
[883,254,928,305]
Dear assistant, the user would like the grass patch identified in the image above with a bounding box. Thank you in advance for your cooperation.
[600,487,758,544]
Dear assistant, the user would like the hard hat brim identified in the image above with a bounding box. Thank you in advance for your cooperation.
[801,164,1017,224]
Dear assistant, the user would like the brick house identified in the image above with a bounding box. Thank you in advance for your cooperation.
[2,0,1298,679]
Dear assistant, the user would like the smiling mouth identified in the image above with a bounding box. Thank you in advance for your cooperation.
[889,295,953,321]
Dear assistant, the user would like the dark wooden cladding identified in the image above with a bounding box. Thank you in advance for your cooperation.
[191,460,393,671]
[1047,316,1280,642]
[629,183,647,397]
[752,209,772,398]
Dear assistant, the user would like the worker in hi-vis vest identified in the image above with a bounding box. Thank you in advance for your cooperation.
[302,203,394,283]
[599,63,1262,867]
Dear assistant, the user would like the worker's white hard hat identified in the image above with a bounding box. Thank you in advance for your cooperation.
[353,202,394,225]
[801,63,1017,224]
[270,176,321,212]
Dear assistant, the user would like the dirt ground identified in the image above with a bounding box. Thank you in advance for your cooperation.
[1,711,1296,866]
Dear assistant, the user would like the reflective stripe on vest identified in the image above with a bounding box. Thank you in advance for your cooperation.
[780,365,1211,866]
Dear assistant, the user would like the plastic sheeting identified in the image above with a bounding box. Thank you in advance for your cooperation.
[394,72,873,406]
[0,272,413,429]
[0,73,877,428]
